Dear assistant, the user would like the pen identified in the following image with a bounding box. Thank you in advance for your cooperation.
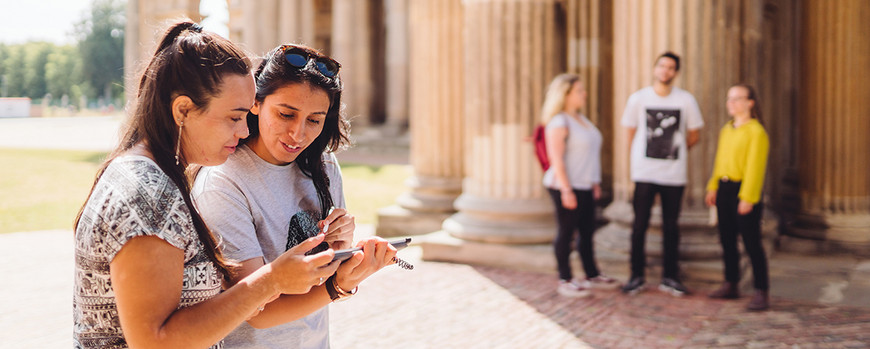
[322,206,336,234]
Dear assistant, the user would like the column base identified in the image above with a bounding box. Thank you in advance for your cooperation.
[396,175,462,213]
[443,193,555,244]
[375,204,453,237]
[780,212,870,257]
[417,229,748,285]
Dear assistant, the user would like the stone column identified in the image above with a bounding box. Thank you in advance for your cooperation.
[123,0,139,107]
[564,0,613,195]
[382,0,410,135]
[599,0,750,281]
[241,0,280,55]
[784,0,870,255]
[123,0,202,107]
[331,0,375,126]
[278,0,315,45]
[376,0,464,237]
[441,0,565,244]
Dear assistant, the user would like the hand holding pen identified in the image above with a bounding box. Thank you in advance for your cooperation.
[319,206,355,250]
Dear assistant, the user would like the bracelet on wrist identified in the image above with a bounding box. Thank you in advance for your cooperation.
[325,274,357,302]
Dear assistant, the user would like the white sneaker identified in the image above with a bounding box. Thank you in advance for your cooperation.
[584,275,621,290]
[557,280,591,298]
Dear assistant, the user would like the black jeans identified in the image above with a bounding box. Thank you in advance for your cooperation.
[716,180,769,290]
[548,188,600,281]
[630,182,685,280]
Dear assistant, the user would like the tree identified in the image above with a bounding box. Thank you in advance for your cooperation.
[45,45,86,103]
[22,42,54,99]
[74,0,125,103]
[3,45,27,97]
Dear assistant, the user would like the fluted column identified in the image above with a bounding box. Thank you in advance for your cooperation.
[600,0,750,279]
[332,0,376,126]
[565,0,613,191]
[442,0,564,244]
[788,0,870,253]
[376,0,463,237]
[383,0,410,135]
[123,0,201,107]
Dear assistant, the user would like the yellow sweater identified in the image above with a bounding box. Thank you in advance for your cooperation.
[706,119,769,204]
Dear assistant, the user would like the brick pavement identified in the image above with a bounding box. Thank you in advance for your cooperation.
[2,229,870,348]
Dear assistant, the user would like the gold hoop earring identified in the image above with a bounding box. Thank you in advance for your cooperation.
[175,122,183,165]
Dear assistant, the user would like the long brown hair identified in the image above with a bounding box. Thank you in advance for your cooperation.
[732,83,763,125]
[75,21,251,279]
[243,44,349,219]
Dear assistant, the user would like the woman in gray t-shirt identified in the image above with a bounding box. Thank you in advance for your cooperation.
[540,74,620,298]
[193,44,398,348]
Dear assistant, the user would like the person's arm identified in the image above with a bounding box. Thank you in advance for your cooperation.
[705,127,727,207]
[687,129,701,149]
[239,236,397,329]
[738,127,770,213]
[545,124,576,209]
[111,234,335,348]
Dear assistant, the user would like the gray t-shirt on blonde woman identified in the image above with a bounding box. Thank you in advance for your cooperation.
[192,144,345,349]
[542,112,603,190]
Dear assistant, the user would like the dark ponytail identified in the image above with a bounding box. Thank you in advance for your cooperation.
[76,20,251,280]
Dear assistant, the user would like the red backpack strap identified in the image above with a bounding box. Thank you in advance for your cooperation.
[533,124,549,170]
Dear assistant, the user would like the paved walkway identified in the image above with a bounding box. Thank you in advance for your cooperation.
[2,117,870,348]
[2,229,870,349]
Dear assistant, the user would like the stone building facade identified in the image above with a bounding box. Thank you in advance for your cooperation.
[124,1,870,277]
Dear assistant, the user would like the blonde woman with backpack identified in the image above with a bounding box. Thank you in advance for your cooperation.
[540,73,618,297]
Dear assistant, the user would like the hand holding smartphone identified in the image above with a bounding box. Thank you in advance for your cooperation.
[331,237,411,263]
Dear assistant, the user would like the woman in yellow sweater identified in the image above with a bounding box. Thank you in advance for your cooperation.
[704,84,770,311]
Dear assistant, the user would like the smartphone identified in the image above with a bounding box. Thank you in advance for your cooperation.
[331,238,411,263]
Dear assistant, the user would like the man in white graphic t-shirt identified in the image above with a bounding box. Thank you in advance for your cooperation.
[620,52,704,297]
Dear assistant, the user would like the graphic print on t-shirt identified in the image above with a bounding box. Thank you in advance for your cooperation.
[286,210,329,254]
[645,108,681,160]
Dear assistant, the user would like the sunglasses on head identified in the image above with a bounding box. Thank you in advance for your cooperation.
[280,45,341,78]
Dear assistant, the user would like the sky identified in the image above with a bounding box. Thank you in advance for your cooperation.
[0,0,228,45]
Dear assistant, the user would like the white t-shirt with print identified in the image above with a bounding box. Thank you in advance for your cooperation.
[620,86,704,186]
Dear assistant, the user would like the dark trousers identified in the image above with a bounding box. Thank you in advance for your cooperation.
[548,189,600,281]
[630,182,685,279]
[716,180,769,290]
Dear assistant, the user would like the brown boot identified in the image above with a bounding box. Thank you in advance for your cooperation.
[746,289,769,311]
[708,282,740,299]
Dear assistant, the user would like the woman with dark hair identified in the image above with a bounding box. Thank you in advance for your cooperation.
[192,44,397,348]
[73,22,339,348]
[705,83,771,311]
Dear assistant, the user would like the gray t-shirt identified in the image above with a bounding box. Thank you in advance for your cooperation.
[542,112,603,190]
[192,144,345,349]
[74,155,223,349]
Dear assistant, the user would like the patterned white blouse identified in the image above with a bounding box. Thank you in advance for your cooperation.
[73,156,223,348]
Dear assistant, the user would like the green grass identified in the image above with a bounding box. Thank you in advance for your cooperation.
[0,148,410,233]
[340,163,412,224]
[0,148,107,234]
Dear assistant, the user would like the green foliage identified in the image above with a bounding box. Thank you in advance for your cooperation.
[22,42,54,99]
[0,0,124,104]
[74,0,125,101]
[3,45,27,97]
[45,45,86,103]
